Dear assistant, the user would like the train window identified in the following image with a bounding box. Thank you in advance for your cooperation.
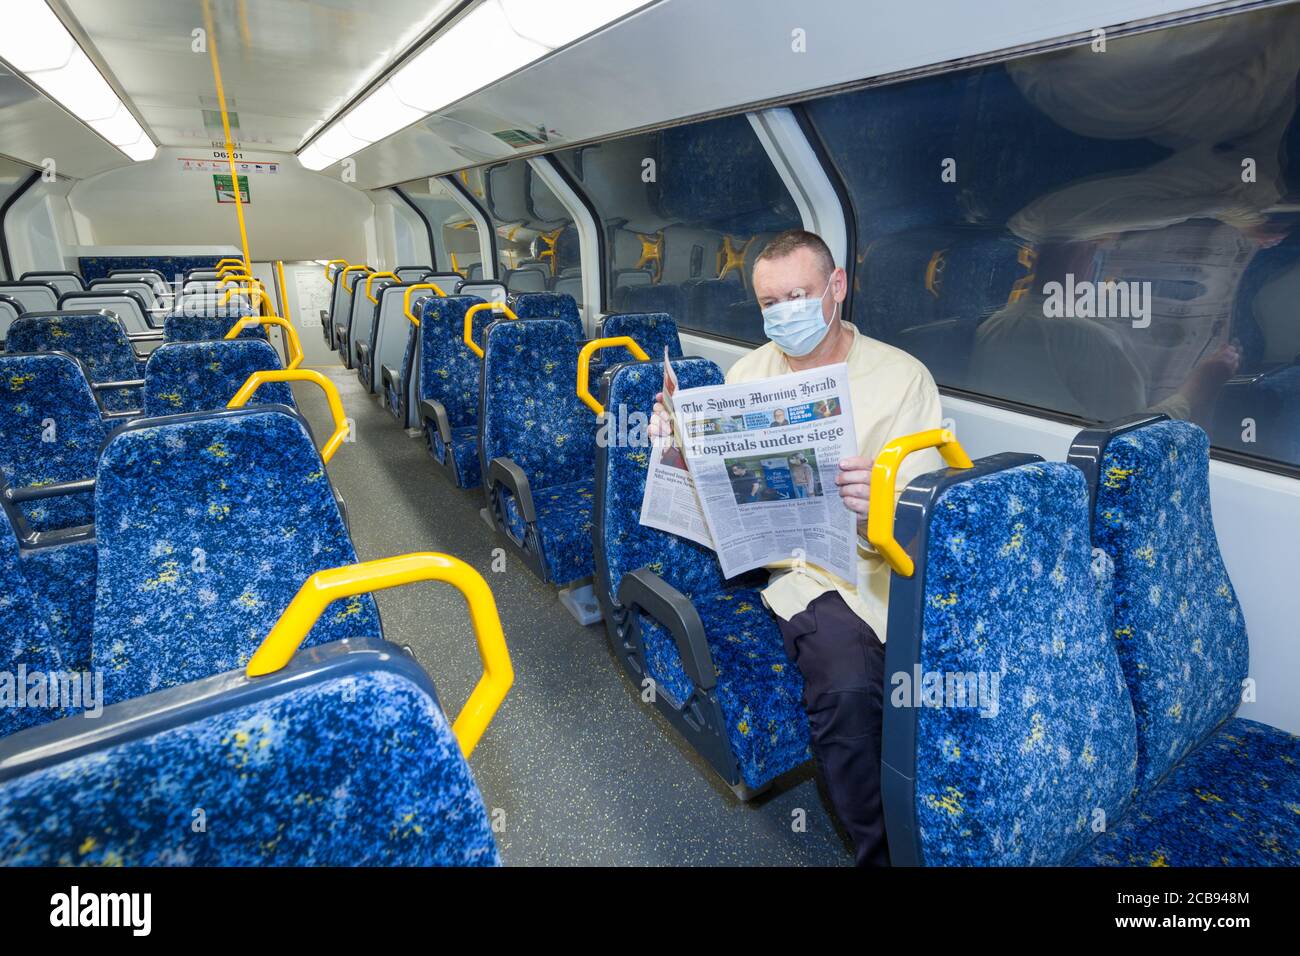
[803,3,1300,472]
[398,177,484,280]
[0,157,34,281]
[554,114,802,343]
[456,159,580,300]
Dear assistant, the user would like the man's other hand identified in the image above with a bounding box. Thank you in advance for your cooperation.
[648,391,674,442]
[836,456,875,519]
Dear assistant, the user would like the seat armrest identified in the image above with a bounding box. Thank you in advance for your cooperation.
[381,364,400,391]
[618,568,717,691]
[3,477,96,504]
[356,341,370,363]
[488,456,536,524]
[91,378,145,392]
[419,398,452,444]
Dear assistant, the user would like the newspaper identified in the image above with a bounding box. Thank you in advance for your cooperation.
[639,349,858,583]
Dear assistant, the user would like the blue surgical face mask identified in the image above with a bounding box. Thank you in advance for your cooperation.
[762,275,836,357]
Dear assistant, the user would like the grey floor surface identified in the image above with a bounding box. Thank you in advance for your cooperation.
[291,319,851,866]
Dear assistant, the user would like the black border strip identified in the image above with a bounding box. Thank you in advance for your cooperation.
[446,174,499,280]
[393,185,440,270]
[0,171,41,281]
[791,104,857,325]
[543,153,607,314]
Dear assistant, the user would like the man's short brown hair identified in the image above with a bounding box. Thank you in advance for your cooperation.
[755,229,835,277]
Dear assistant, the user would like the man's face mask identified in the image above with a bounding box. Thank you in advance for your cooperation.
[761,274,837,357]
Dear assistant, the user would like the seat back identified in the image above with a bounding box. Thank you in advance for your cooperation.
[59,291,153,333]
[593,359,727,612]
[511,292,583,338]
[460,281,506,303]
[0,506,67,736]
[89,279,159,310]
[1068,417,1249,793]
[20,272,84,296]
[882,456,1137,866]
[506,265,549,294]
[92,407,381,706]
[394,266,433,282]
[480,318,592,491]
[598,312,682,365]
[5,313,141,412]
[0,282,59,313]
[348,278,393,367]
[143,340,293,416]
[164,312,265,342]
[0,640,499,865]
[616,282,684,318]
[418,295,490,430]
[372,285,431,394]
[421,272,465,294]
[0,353,105,532]
[0,296,23,340]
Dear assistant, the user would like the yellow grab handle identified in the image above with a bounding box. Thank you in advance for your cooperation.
[463,301,518,358]
[340,265,370,293]
[403,283,447,326]
[221,284,272,316]
[576,336,649,415]
[246,552,513,757]
[214,258,245,270]
[224,315,304,370]
[324,258,349,279]
[867,428,974,578]
[227,368,350,463]
[365,271,399,304]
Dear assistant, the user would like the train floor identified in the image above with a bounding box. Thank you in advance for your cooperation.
[288,319,852,866]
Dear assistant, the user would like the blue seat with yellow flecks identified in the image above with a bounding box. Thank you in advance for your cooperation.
[592,358,810,795]
[417,295,490,488]
[142,340,294,416]
[5,312,144,413]
[597,312,682,365]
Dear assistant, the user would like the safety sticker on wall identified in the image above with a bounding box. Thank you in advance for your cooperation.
[214,174,251,204]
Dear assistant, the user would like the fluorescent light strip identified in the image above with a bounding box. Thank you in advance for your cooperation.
[0,0,156,162]
[298,0,648,172]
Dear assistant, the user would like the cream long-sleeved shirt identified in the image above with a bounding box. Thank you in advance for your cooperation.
[725,322,945,639]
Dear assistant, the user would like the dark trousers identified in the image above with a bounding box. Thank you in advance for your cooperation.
[778,591,889,866]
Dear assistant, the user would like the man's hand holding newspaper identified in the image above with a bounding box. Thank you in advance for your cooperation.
[640,348,861,583]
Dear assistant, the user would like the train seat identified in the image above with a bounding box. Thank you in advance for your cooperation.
[459,281,507,303]
[0,353,106,534]
[19,272,85,296]
[481,318,594,586]
[1067,417,1300,865]
[0,282,60,314]
[597,312,682,364]
[393,265,433,282]
[345,276,394,370]
[593,358,810,793]
[0,295,24,343]
[60,290,157,334]
[5,312,144,413]
[334,270,373,359]
[142,340,294,416]
[0,636,500,866]
[505,265,550,294]
[164,313,265,343]
[419,272,466,295]
[614,282,683,319]
[552,274,583,306]
[92,406,381,707]
[363,284,430,394]
[418,295,491,488]
[510,291,583,338]
[878,446,1139,865]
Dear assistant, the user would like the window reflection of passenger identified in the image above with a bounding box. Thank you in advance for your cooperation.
[771,408,790,427]
[790,455,815,498]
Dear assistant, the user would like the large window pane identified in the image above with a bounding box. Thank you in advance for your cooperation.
[456,159,581,300]
[805,3,1300,472]
[555,114,802,342]
[398,177,483,278]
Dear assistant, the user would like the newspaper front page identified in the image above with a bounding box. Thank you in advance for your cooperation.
[639,353,858,583]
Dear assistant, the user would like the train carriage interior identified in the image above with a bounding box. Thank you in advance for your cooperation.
[0,0,1298,885]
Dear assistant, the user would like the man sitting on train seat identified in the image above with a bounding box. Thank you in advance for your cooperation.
[650,229,944,866]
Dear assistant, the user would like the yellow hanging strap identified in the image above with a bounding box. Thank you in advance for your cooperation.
[866,429,974,578]
[224,315,304,370]
[716,235,756,285]
[635,231,664,281]
[575,337,649,415]
[202,0,252,277]
[365,272,400,304]
[403,283,447,326]
[227,368,350,463]
[463,302,518,359]
[245,552,513,757]
[536,226,564,276]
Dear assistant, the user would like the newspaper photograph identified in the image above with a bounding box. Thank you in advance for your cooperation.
[639,350,858,583]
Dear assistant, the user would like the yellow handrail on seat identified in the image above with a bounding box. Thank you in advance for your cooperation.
[224,315,304,370]
[214,257,245,270]
[324,258,349,280]
[227,368,350,463]
[340,265,370,294]
[365,271,399,304]
[866,429,974,578]
[463,301,517,358]
[575,336,649,415]
[245,552,513,757]
[403,283,446,326]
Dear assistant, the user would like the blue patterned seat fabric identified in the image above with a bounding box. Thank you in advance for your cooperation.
[92,409,382,706]
[598,360,810,790]
[0,647,500,866]
[906,462,1137,866]
[143,340,293,416]
[21,539,97,674]
[0,353,106,532]
[598,312,683,365]
[510,292,584,339]
[79,255,219,284]
[501,479,596,584]
[418,296,490,482]
[1077,717,1300,866]
[164,313,265,343]
[5,313,143,412]
[481,318,596,585]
